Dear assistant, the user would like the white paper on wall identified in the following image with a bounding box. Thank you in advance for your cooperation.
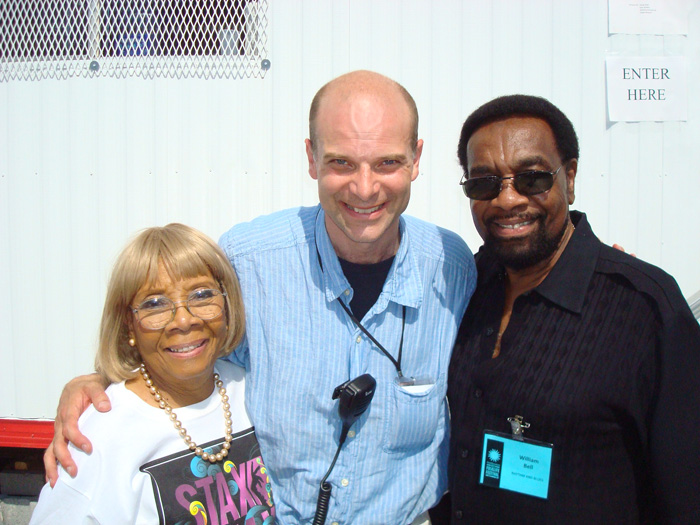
[608,0,692,35]
[606,56,688,122]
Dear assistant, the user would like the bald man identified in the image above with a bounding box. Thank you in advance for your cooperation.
[45,71,477,524]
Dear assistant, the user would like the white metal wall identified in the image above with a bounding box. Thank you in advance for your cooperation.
[2,0,699,419]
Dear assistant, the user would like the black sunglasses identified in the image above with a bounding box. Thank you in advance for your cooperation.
[460,165,563,201]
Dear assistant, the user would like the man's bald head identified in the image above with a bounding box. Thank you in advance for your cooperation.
[308,70,419,154]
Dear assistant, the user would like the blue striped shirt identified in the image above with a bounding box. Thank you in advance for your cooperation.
[219,205,476,524]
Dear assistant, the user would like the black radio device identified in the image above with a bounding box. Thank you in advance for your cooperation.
[312,373,376,525]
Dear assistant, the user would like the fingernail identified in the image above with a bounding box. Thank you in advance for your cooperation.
[97,401,110,411]
[66,466,76,477]
[81,444,90,453]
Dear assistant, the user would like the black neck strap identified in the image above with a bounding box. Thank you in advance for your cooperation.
[315,229,406,378]
[336,299,406,377]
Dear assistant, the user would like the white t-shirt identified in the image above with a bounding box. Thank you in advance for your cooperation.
[31,360,275,524]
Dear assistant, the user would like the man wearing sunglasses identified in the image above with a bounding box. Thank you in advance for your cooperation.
[446,94,700,523]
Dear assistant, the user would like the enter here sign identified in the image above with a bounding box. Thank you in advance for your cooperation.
[606,56,687,122]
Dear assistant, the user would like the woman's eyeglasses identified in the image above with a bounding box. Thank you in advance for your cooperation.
[460,165,562,201]
[131,288,226,330]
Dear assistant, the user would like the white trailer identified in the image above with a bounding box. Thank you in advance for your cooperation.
[1,0,699,445]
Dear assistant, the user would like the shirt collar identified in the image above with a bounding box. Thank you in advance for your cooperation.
[535,211,599,314]
[314,207,423,309]
[476,211,599,314]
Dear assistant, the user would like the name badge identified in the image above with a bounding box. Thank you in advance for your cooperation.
[479,430,553,499]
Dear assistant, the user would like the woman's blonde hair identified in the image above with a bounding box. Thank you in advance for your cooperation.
[95,223,245,383]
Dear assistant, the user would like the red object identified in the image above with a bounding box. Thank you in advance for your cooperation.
[0,419,55,448]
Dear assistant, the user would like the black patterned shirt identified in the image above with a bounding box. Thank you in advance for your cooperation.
[448,211,700,524]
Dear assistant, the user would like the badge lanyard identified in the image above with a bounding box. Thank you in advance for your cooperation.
[315,236,407,380]
[337,298,407,379]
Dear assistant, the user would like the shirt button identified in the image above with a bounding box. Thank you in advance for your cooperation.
[455,510,464,520]
[347,430,356,438]
[356,336,362,343]
[344,289,350,296]
[474,388,483,398]
[341,478,349,487]
[461,448,469,458]
[485,327,494,336]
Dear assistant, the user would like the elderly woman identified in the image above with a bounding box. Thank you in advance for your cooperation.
[31,224,275,524]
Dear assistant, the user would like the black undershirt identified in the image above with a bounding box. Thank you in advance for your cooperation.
[338,256,394,321]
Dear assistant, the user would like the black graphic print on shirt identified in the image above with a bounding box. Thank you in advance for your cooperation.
[140,428,275,524]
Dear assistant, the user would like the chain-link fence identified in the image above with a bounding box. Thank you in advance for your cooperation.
[0,0,269,81]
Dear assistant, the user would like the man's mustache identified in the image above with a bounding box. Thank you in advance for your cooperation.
[484,212,543,227]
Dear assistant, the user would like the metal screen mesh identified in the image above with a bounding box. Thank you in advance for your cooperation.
[0,0,269,81]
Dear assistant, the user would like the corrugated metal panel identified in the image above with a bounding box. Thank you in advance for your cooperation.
[1,0,699,419]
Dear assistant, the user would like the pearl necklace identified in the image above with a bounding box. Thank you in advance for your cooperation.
[139,364,233,463]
